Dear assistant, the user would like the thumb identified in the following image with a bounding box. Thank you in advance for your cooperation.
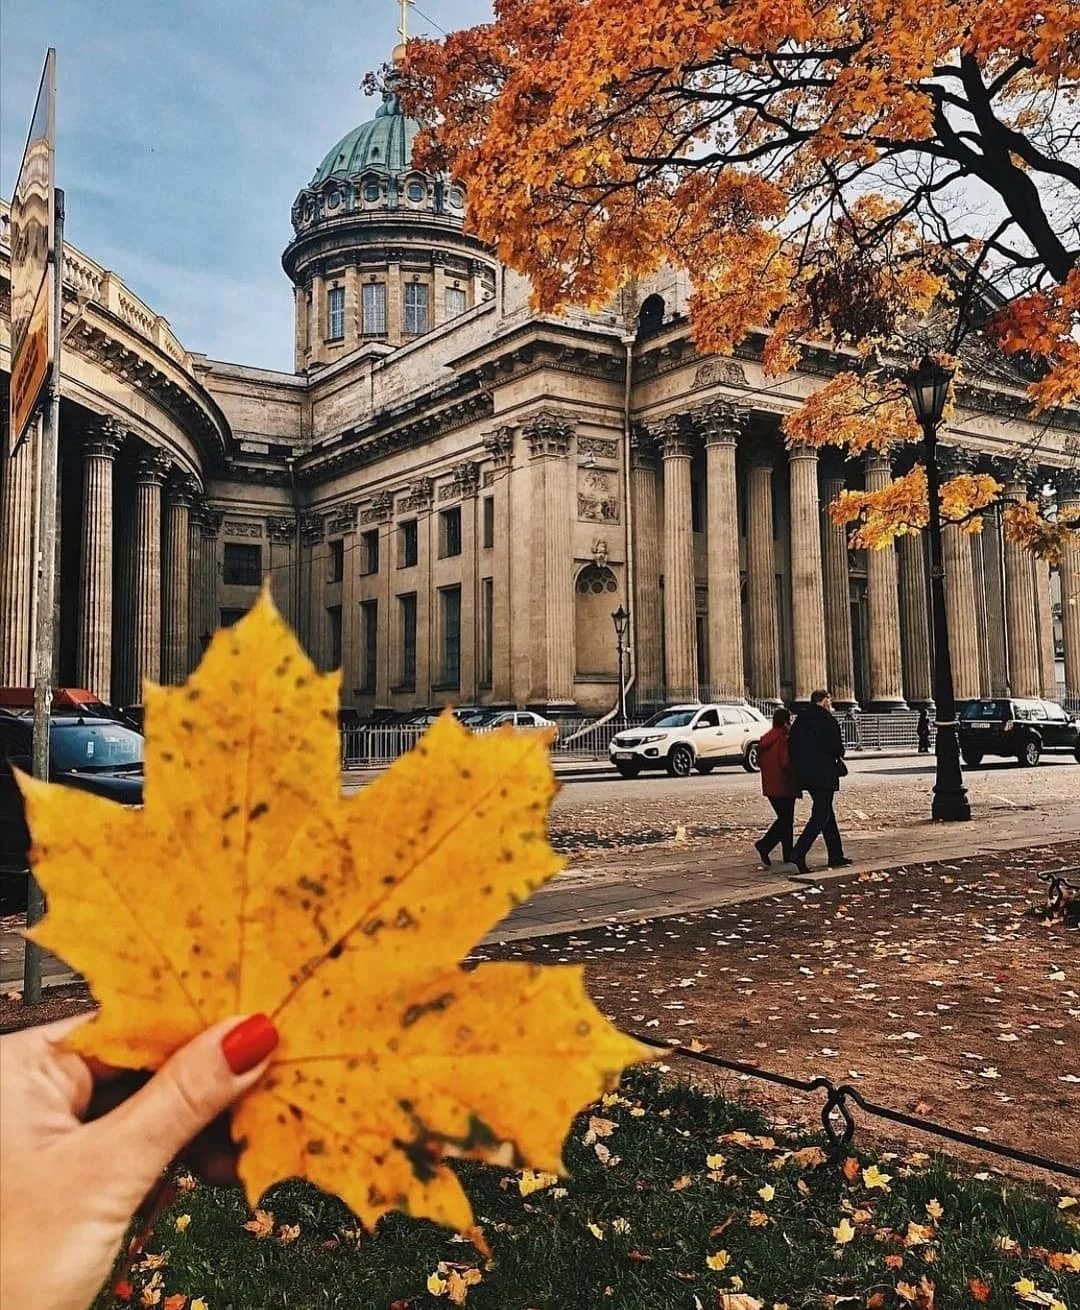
[88,1014,278,1199]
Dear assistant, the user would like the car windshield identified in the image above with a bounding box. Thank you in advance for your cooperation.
[462,711,499,726]
[50,722,144,772]
[961,700,1010,721]
[643,710,696,729]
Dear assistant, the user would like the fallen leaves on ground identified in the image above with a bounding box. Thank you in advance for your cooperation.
[22,592,648,1233]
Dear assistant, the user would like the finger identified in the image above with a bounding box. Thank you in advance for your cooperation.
[84,1014,278,1201]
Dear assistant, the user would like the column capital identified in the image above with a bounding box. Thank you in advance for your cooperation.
[326,502,358,535]
[938,445,976,479]
[787,441,819,463]
[452,460,481,498]
[864,448,893,476]
[693,400,745,447]
[482,423,516,466]
[522,408,575,458]
[82,417,124,461]
[652,415,695,460]
[266,515,297,543]
[301,512,325,546]
[134,448,171,485]
[201,508,224,540]
[166,472,200,508]
[1053,467,1080,502]
[630,423,658,470]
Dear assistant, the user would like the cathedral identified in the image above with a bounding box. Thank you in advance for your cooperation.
[1,60,1078,720]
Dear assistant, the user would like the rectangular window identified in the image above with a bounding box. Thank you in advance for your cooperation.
[439,506,462,559]
[327,285,345,340]
[480,577,494,687]
[361,528,380,575]
[327,538,344,584]
[360,600,378,693]
[440,586,462,689]
[482,495,494,550]
[223,542,262,586]
[404,282,429,335]
[327,604,342,668]
[361,282,386,336]
[399,593,417,689]
[445,286,467,320]
[398,519,418,568]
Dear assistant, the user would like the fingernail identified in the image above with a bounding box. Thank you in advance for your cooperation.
[221,1014,279,1075]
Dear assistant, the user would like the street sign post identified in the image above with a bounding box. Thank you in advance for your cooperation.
[9,49,61,1004]
[10,49,56,455]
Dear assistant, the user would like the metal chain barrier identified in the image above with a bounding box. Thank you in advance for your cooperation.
[629,1032,1080,1181]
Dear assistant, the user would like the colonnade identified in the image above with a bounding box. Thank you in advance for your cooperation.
[631,402,1076,708]
[0,417,212,704]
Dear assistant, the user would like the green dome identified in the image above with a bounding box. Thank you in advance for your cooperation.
[311,90,422,185]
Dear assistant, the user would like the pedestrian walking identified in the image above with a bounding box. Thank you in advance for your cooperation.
[789,689,853,875]
[917,707,931,754]
[754,707,801,867]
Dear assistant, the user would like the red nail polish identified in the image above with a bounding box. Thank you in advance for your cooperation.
[221,1014,278,1075]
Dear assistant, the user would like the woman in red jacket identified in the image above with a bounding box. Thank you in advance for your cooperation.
[754,707,801,867]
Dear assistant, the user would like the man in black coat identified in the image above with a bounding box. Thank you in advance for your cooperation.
[788,689,853,874]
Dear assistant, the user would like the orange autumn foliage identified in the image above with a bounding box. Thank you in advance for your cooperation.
[401,0,1080,557]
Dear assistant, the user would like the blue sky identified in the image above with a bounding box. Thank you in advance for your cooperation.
[1,0,492,370]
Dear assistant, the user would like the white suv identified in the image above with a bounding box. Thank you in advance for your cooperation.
[609,703,769,779]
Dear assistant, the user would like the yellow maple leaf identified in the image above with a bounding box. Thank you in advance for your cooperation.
[925,1199,943,1220]
[173,1214,191,1233]
[833,1218,857,1245]
[189,1301,208,1310]
[21,591,649,1233]
[862,1165,892,1190]
[748,1210,769,1227]
[706,1249,731,1270]
[518,1169,559,1197]
[758,1184,776,1202]
[706,1152,726,1170]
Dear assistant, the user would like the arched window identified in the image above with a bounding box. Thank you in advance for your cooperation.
[638,294,665,334]
[575,565,619,678]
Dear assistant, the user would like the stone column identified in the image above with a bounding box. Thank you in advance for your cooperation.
[523,410,576,706]
[745,454,780,703]
[699,403,745,699]
[820,472,857,706]
[897,533,933,707]
[200,510,223,653]
[787,443,828,704]
[187,502,205,671]
[1033,557,1058,698]
[863,452,907,708]
[162,474,196,684]
[0,421,37,684]
[980,507,1009,696]
[1058,475,1080,702]
[1002,475,1041,696]
[630,426,663,704]
[942,524,981,699]
[76,420,122,700]
[131,450,169,695]
[655,416,698,701]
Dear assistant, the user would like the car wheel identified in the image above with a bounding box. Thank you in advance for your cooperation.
[1018,738,1041,767]
[962,752,983,768]
[694,760,716,775]
[615,762,641,779]
[667,744,694,778]
[742,742,760,773]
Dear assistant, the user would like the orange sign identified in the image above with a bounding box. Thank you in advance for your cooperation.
[11,279,49,447]
[9,49,55,453]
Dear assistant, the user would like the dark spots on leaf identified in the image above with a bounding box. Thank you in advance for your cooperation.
[179,718,194,733]
[460,767,471,779]
[363,918,384,937]
[382,875,396,886]
[300,898,310,911]
[402,992,454,1028]
[161,751,174,763]
[328,939,346,960]
[306,1140,325,1156]
[277,1113,287,1126]
[295,675,309,689]
[249,801,269,821]
[192,943,201,956]
[288,1104,304,1121]
[347,1057,360,1071]
[298,875,326,897]
[394,907,416,930]
[576,1020,591,1037]
[187,688,201,701]
[222,835,231,850]
[322,987,331,1000]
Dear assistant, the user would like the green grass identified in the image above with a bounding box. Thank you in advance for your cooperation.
[98,1071,1078,1310]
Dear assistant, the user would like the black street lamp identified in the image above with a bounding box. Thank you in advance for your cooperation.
[611,604,630,720]
[903,355,971,822]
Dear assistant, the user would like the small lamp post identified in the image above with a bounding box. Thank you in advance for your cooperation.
[903,355,971,822]
[611,604,630,721]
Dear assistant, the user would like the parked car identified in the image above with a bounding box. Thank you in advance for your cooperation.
[0,709,145,913]
[609,703,768,778]
[958,697,1080,767]
[463,709,559,739]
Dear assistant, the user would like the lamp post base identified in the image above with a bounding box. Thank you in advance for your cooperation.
[931,787,971,822]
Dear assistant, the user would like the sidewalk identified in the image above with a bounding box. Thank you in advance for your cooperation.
[4,797,1077,992]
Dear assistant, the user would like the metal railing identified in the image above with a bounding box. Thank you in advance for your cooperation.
[839,711,933,752]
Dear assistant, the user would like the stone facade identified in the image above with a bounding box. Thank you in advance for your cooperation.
[1,104,1078,718]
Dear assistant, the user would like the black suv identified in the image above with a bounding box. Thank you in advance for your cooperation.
[958,698,1080,767]
[0,711,145,913]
